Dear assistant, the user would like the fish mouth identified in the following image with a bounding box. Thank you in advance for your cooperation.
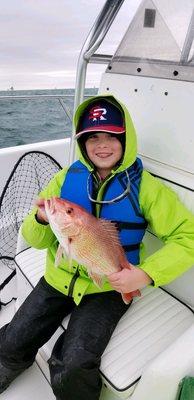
[45,197,61,213]
[45,198,52,210]
[45,198,56,215]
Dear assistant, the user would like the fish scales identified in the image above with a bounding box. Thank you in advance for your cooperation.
[70,226,119,274]
[44,197,141,304]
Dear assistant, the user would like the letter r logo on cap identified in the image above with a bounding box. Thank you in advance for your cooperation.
[89,106,107,122]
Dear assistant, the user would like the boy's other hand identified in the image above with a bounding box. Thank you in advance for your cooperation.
[108,264,152,293]
[35,198,49,224]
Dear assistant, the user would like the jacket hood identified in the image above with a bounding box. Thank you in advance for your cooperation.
[74,94,137,174]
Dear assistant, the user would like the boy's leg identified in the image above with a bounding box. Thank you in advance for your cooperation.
[49,291,131,400]
[0,277,75,393]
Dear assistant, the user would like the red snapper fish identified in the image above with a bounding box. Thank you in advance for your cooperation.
[44,197,141,304]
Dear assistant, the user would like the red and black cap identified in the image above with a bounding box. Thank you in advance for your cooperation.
[76,99,125,139]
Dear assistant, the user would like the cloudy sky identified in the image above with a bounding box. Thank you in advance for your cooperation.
[0,0,144,90]
[0,0,193,90]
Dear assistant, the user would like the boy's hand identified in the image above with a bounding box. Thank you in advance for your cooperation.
[108,264,152,293]
[35,198,49,224]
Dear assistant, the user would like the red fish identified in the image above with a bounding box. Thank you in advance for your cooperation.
[44,197,141,304]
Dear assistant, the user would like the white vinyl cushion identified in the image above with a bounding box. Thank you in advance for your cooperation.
[15,247,194,397]
[15,247,47,287]
[100,287,194,396]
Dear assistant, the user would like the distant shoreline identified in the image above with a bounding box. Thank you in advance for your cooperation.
[0,87,97,94]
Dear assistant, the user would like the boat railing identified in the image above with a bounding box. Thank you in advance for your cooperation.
[73,0,124,110]
[180,9,194,64]
[69,0,125,163]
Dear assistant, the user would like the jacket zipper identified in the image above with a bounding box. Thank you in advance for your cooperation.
[68,268,80,297]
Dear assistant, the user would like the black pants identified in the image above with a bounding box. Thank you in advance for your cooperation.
[0,277,131,400]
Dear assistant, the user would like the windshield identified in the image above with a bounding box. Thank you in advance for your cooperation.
[107,0,194,66]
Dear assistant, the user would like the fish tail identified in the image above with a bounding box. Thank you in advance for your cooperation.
[131,289,141,298]
[121,292,132,304]
[120,259,132,270]
[122,289,141,304]
[120,259,141,299]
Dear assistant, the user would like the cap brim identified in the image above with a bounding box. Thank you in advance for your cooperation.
[75,125,125,140]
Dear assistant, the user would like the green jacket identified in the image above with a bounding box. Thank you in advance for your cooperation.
[22,95,194,305]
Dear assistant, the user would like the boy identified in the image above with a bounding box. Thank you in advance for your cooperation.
[0,95,194,400]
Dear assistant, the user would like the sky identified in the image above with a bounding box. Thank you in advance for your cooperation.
[0,0,193,90]
[0,0,141,90]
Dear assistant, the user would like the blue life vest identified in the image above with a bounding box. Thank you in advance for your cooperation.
[60,159,147,265]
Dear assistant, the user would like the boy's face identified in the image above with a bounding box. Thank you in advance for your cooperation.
[85,132,123,178]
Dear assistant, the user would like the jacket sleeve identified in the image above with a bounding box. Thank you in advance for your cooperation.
[21,168,67,249]
[139,170,194,287]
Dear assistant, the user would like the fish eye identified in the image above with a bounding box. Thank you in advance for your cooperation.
[66,207,73,214]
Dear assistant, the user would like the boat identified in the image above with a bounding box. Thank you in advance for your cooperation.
[0,1,194,399]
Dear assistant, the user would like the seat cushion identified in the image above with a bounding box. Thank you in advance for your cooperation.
[100,287,194,397]
[15,247,46,287]
[15,247,194,398]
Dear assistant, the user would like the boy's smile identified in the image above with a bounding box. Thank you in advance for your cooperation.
[85,132,123,179]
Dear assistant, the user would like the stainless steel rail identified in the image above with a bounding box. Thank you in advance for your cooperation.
[89,53,113,64]
[69,0,125,164]
[0,94,74,100]
[180,8,194,64]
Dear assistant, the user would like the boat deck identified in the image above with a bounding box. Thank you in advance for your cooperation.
[0,363,55,400]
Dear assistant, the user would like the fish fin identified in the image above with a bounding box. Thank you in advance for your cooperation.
[57,237,72,270]
[61,248,70,268]
[131,289,141,298]
[121,290,141,304]
[121,292,133,304]
[55,241,73,270]
[67,238,72,269]
[89,272,104,289]
[119,256,133,270]
[55,244,63,267]
[98,219,121,247]
[62,249,68,260]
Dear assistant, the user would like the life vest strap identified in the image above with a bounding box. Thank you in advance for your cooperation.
[123,243,140,252]
[114,221,147,231]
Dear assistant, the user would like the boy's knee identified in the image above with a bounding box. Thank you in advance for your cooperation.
[0,359,26,394]
[50,350,100,396]
[50,361,85,397]
[51,364,101,399]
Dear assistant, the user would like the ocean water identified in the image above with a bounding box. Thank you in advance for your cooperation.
[0,88,97,149]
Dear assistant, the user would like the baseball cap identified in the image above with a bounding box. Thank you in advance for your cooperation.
[76,99,125,139]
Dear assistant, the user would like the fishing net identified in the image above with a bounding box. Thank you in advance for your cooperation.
[0,151,62,270]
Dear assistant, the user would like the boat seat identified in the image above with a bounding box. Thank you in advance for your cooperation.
[15,246,194,399]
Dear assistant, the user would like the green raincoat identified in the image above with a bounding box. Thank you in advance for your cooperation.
[22,95,194,305]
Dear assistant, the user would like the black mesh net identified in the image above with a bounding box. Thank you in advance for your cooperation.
[0,151,62,269]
